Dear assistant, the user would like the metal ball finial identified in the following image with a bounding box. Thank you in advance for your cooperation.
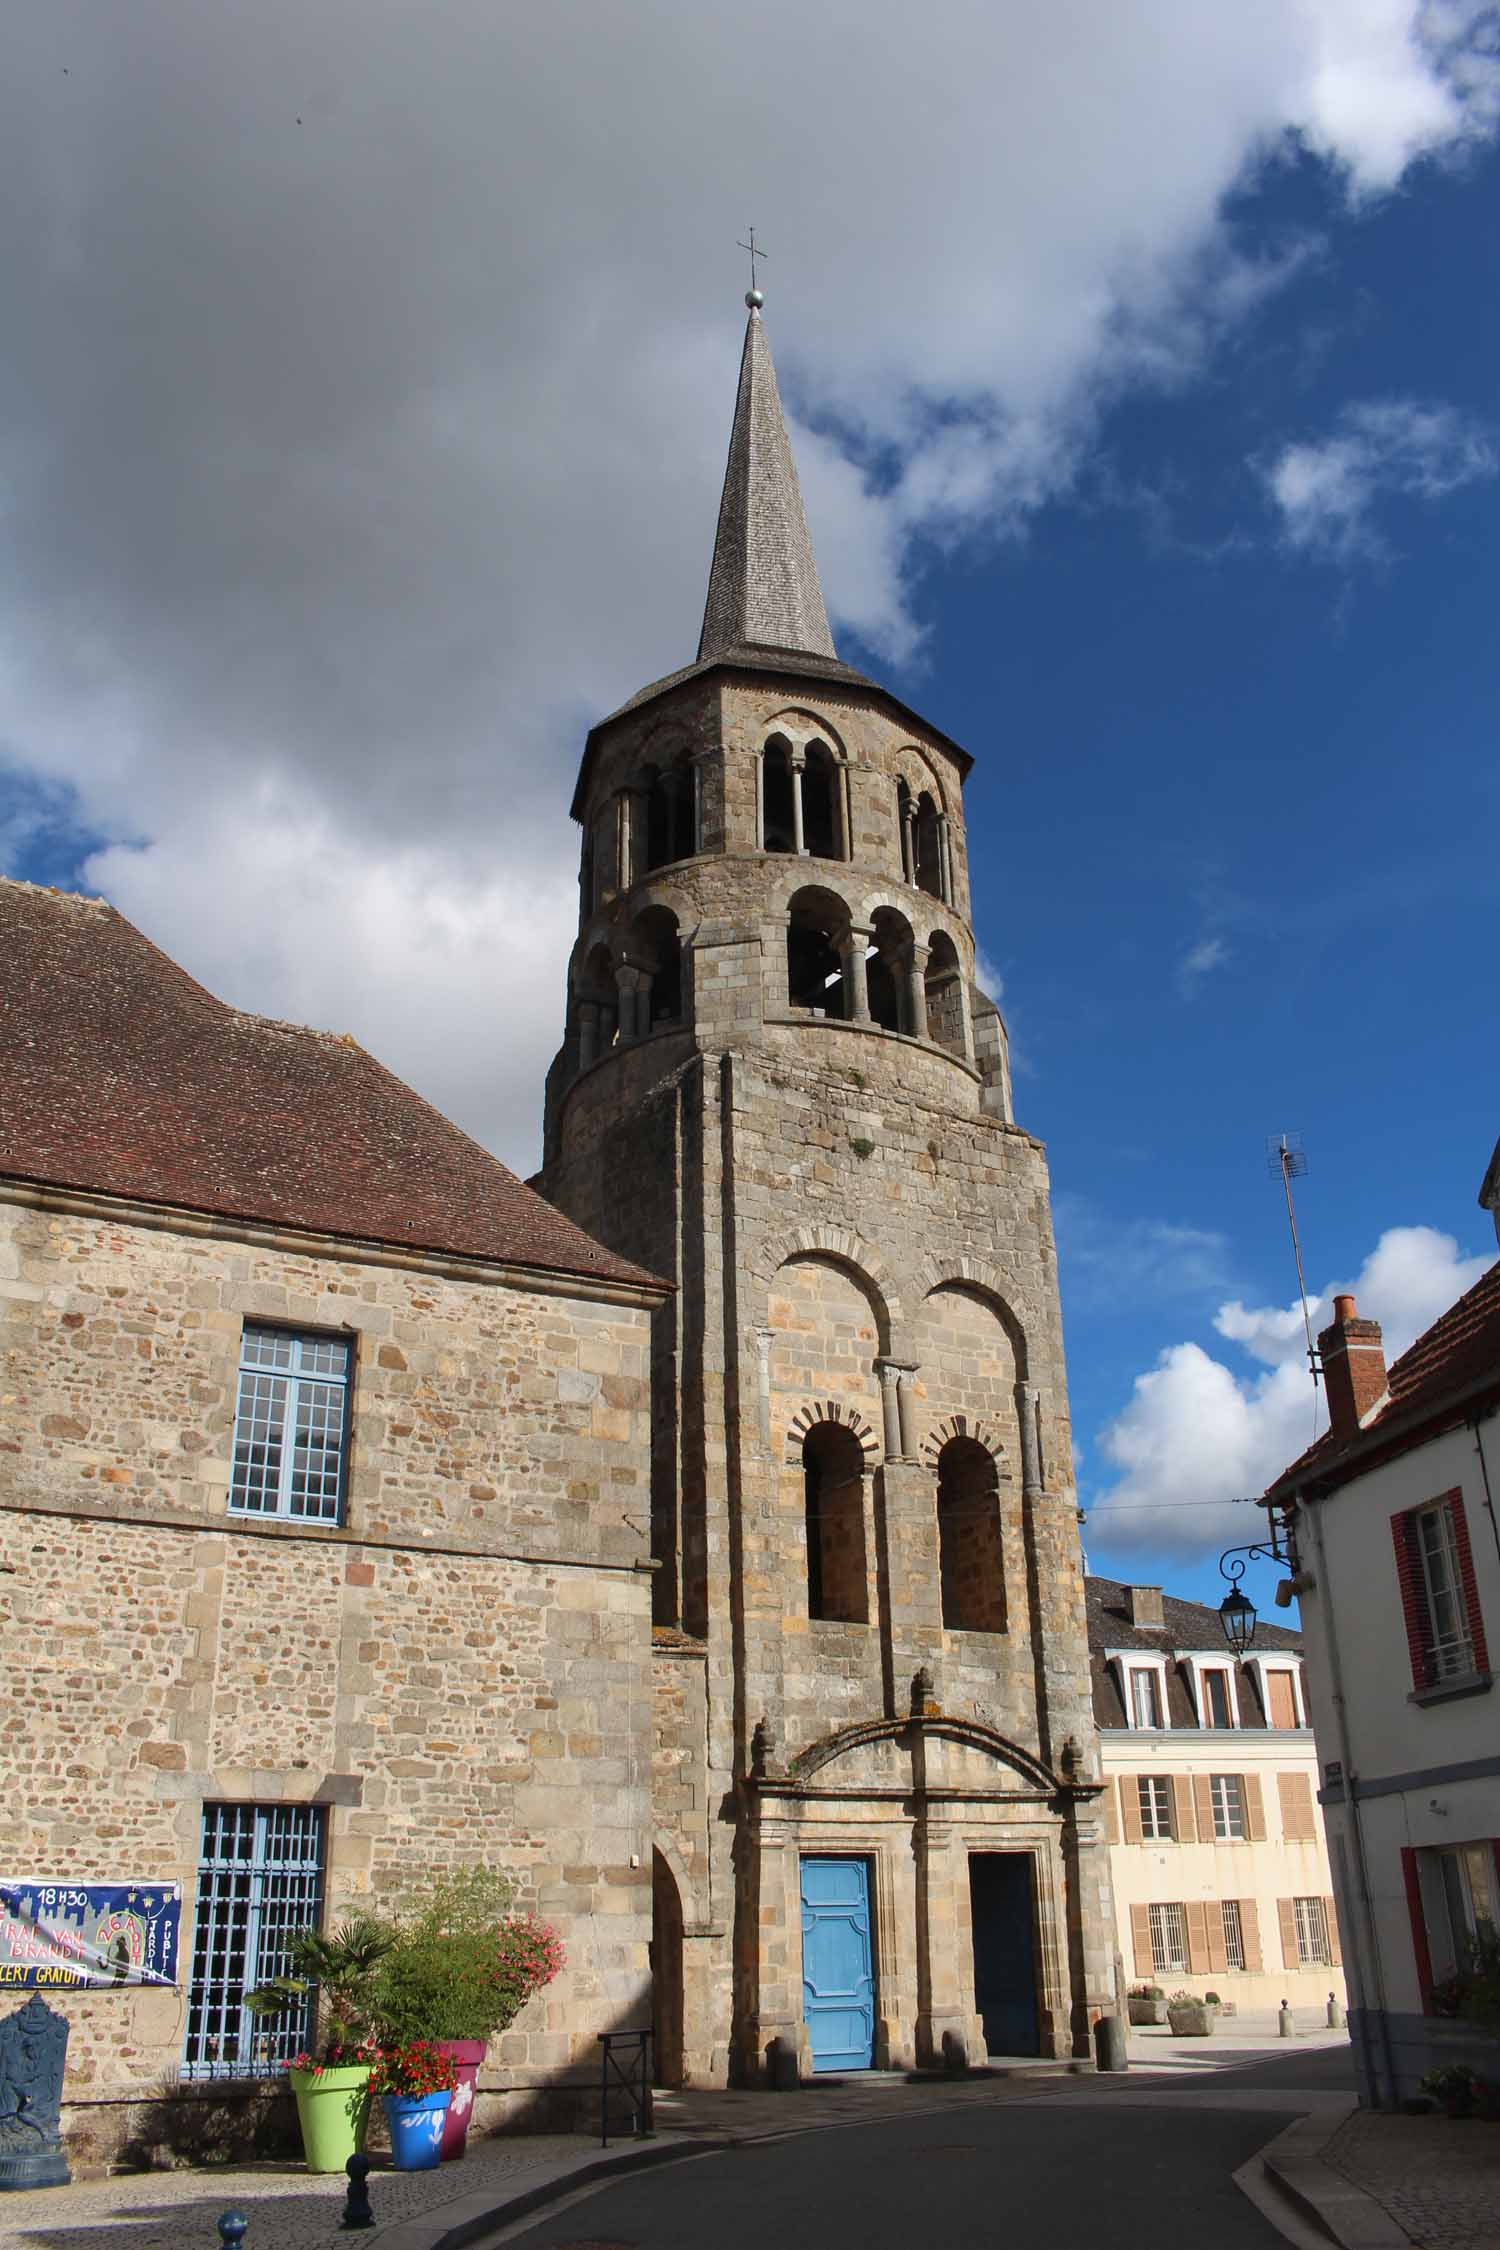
[745,287,764,310]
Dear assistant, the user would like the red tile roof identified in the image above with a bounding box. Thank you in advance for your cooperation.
[0,879,665,1294]
[1267,1258,1500,1500]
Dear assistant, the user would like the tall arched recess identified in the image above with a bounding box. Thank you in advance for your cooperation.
[651,1849,685,2087]
[935,1435,1005,1631]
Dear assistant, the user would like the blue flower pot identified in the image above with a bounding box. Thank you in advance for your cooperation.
[383,2090,451,2171]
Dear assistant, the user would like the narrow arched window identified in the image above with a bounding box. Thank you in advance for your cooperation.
[631,904,683,1029]
[787,887,850,1019]
[924,931,966,1056]
[804,1421,868,1622]
[802,741,842,859]
[645,757,695,872]
[914,792,943,899]
[574,941,618,1069]
[762,738,796,853]
[936,1435,1005,1632]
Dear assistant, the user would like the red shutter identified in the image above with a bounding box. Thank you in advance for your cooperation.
[1392,1508,1437,1688]
[1402,1846,1435,2013]
[1448,1492,1490,1675]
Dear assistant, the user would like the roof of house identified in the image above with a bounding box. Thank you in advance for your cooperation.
[0,879,666,1294]
[1266,1258,1500,1502]
[1085,1574,1303,1733]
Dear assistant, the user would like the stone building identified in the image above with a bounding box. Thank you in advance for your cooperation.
[538,295,1116,2084]
[0,879,668,2162]
[1088,1577,1345,2018]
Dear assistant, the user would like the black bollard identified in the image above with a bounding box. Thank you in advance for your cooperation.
[217,2212,249,2250]
[1093,2013,1129,2073]
[341,2153,375,2230]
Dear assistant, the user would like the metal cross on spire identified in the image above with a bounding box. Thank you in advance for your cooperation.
[738,228,767,309]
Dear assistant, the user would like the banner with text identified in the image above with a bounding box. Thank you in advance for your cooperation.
[0,1882,182,1989]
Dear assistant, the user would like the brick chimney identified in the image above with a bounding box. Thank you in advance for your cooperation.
[1318,1293,1388,1442]
[1124,1585,1164,1629]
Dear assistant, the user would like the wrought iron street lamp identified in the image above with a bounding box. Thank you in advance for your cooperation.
[1217,1529,1298,1654]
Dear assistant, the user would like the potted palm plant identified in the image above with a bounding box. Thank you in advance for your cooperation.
[375,1869,565,2159]
[246,1917,394,2173]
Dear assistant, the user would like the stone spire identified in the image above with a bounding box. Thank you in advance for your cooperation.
[697,303,838,664]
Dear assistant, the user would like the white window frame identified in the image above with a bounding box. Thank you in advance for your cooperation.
[1244,1655,1306,1729]
[1417,1842,1498,1982]
[1210,1773,1247,1842]
[1148,1901,1189,1975]
[1180,1652,1242,1730]
[1415,1499,1475,1682]
[1138,1775,1173,1841]
[1108,1650,1171,1732]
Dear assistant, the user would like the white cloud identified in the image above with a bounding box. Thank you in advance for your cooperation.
[1055,1195,1234,1313]
[1090,1224,1495,1558]
[1264,397,1497,559]
[1177,935,1230,994]
[0,3,1497,1160]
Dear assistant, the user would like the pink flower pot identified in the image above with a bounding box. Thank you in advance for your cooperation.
[435,2039,487,2158]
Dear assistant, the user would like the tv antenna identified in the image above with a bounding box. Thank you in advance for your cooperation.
[1268,1133,1321,1408]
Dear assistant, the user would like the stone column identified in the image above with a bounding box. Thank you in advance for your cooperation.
[577,1001,600,1072]
[877,1361,902,1459]
[839,925,872,1023]
[754,748,766,851]
[905,943,930,1041]
[895,1366,918,1459]
[755,1327,774,1451]
[690,753,707,854]
[937,814,953,904]
[838,760,853,861]
[615,964,643,1044]
[612,789,632,893]
[790,748,807,855]
[1016,1382,1043,1497]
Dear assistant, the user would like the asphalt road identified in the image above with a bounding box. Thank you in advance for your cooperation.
[504,2094,1305,2250]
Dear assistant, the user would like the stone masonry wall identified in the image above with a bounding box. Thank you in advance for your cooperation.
[1,1194,658,2155]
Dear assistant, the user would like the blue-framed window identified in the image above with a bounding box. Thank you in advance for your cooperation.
[183,1803,325,2079]
[229,1325,352,1522]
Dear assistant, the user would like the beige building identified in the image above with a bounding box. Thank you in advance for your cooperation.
[1,879,669,2165]
[539,296,1117,2085]
[1088,1579,1345,2017]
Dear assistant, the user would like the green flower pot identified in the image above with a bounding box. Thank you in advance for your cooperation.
[289,2063,373,2173]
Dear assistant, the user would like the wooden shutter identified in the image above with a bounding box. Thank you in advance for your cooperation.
[1278,1770,1315,1842]
[1185,1901,1211,1974]
[1204,1900,1229,1975]
[1130,1903,1153,1978]
[1240,1898,1263,1973]
[1102,1779,1120,1844]
[1268,1671,1298,1728]
[1392,1507,1437,1688]
[1194,1774,1215,1841]
[1244,1773,1267,1842]
[1121,1776,1143,1845]
[1449,1492,1491,1674]
[1171,1774,1197,1843]
[1277,1897,1299,1969]
[1325,1895,1342,1967]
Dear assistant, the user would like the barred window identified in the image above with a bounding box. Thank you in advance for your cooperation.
[1221,1899,1246,1971]
[229,1326,352,1523]
[183,1803,325,2078]
[1211,1774,1246,1841]
[1294,1896,1332,1967]
[1138,1776,1173,1841]
[1148,1901,1189,1975]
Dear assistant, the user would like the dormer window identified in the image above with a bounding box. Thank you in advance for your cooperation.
[1180,1654,1241,1729]
[1109,1649,1170,1730]
[1131,1667,1163,1729]
[1244,1655,1307,1728]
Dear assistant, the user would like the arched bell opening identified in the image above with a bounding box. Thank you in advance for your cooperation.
[803,1420,869,1623]
[868,905,914,1035]
[573,940,618,1070]
[936,1435,1005,1633]
[644,756,696,872]
[762,737,796,854]
[786,886,850,1020]
[802,739,844,860]
[630,904,684,1031]
[924,930,967,1057]
[914,791,944,900]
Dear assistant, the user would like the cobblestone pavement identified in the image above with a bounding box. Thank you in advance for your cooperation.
[0,2133,599,2250]
[1322,2110,1500,2249]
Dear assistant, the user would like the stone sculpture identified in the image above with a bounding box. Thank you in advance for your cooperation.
[0,1995,72,2189]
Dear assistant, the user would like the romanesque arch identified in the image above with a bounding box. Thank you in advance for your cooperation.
[753,1225,897,1350]
[910,1260,1029,1381]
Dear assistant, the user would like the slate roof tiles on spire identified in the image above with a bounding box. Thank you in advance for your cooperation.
[697,304,838,664]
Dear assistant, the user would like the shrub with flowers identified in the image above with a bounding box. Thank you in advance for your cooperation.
[491,1915,566,2026]
[289,2040,379,2078]
[375,1869,566,2045]
[370,2040,460,2100]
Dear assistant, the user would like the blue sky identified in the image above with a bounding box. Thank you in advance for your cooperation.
[3,3,1497,1626]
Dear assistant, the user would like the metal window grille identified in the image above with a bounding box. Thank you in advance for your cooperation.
[1210,1774,1246,1841]
[1221,1899,1246,1970]
[183,1803,325,2079]
[229,1326,351,1523]
[1138,1776,1173,1840]
[1148,1901,1189,1975]
[1293,1896,1331,1967]
[1417,1503,1474,1680]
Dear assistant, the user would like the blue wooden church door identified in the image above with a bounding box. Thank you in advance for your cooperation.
[800,1856,875,2072]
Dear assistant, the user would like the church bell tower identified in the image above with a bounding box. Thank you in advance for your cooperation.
[539,288,1115,2086]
